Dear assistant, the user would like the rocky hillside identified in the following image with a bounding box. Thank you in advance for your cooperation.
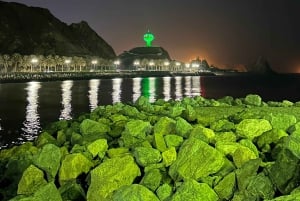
[0,1,116,58]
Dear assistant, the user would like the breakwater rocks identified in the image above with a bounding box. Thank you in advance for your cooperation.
[0,71,214,83]
[1,94,300,200]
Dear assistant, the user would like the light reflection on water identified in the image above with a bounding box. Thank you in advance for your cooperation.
[175,76,183,100]
[21,81,41,141]
[0,76,204,148]
[89,79,100,111]
[59,80,73,120]
[132,77,142,102]
[163,77,171,101]
[112,78,122,104]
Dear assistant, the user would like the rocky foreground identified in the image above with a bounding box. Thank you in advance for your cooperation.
[1,95,300,200]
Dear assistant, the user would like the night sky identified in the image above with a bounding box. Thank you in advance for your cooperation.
[4,0,300,73]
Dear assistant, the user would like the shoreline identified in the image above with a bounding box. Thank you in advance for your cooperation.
[0,71,215,83]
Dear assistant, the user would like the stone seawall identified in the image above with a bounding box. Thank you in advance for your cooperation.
[0,71,212,83]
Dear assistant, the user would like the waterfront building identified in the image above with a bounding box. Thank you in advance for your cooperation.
[117,30,171,70]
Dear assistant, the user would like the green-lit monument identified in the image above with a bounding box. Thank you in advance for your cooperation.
[143,30,155,47]
[117,30,171,69]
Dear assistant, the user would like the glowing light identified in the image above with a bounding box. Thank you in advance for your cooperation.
[192,63,200,68]
[185,63,190,68]
[133,60,140,66]
[65,59,71,64]
[149,61,155,66]
[91,60,98,65]
[191,76,201,96]
[164,61,170,66]
[176,62,181,66]
[184,76,192,97]
[143,30,155,47]
[114,60,120,65]
[31,58,38,63]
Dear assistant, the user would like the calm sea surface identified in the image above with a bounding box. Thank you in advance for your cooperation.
[1,75,300,148]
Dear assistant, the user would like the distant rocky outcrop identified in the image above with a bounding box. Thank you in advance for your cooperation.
[245,56,276,74]
[0,1,116,58]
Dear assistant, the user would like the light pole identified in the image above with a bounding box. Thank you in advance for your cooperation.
[114,60,120,71]
[175,62,181,72]
[133,60,140,71]
[164,61,170,71]
[31,58,38,72]
[91,60,98,71]
[64,59,71,72]
[149,61,155,71]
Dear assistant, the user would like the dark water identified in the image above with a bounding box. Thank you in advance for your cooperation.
[1,75,300,149]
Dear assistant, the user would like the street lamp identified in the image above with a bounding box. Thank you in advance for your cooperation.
[114,60,120,71]
[64,59,71,71]
[176,62,181,72]
[31,58,38,72]
[133,60,140,70]
[91,60,98,71]
[164,61,170,71]
[149,61,155,70]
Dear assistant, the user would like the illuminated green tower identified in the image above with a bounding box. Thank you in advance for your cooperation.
[143,30,155,47]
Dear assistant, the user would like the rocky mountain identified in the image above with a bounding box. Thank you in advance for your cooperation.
[245,56,276,74]
[0,1,116,58]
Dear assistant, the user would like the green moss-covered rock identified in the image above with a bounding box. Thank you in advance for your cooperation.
[59,153,93,185]
[107,147,130,158]
[190,125,215,144]
[33,144,61,181]
[156,184,173,201]
[80,119,110,136]
[153,117,176,135]
[87,155,141,201]
[162,147,177,167]
[140,168,162,191]
[175,117,193,138]
[169,138,224,181]
[133,147,162,167]
[154,132,167,152]
[257,129,288,150]
[58,180,85,201]
[233,146,258,168]
[170,179,219,201]
[35,132,58,147]
[33,182,62,201]
[244,94,262,106]
[210,119,235,132]
[214,172,236,200]
[120,120,152,148]
[264,113,297,131]
[87,138,108,158]
[112,184,160,201]
[17,165,47,195]
[164,134,184,149]
[236,119,272,140]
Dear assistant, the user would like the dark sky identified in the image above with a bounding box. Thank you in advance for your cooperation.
[4,0,300,72]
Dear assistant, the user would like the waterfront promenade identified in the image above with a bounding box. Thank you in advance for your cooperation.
[0,71,213,83]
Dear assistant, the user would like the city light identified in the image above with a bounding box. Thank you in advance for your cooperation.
[133,60,140,66]
[114,60,120,65]
[185,63,190,68]
[91,60,98,65]
[149,61,155,66]
[31,58,38,64]
[164,61,170,66]
[65,59,71,64]
[176,62,181,66]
